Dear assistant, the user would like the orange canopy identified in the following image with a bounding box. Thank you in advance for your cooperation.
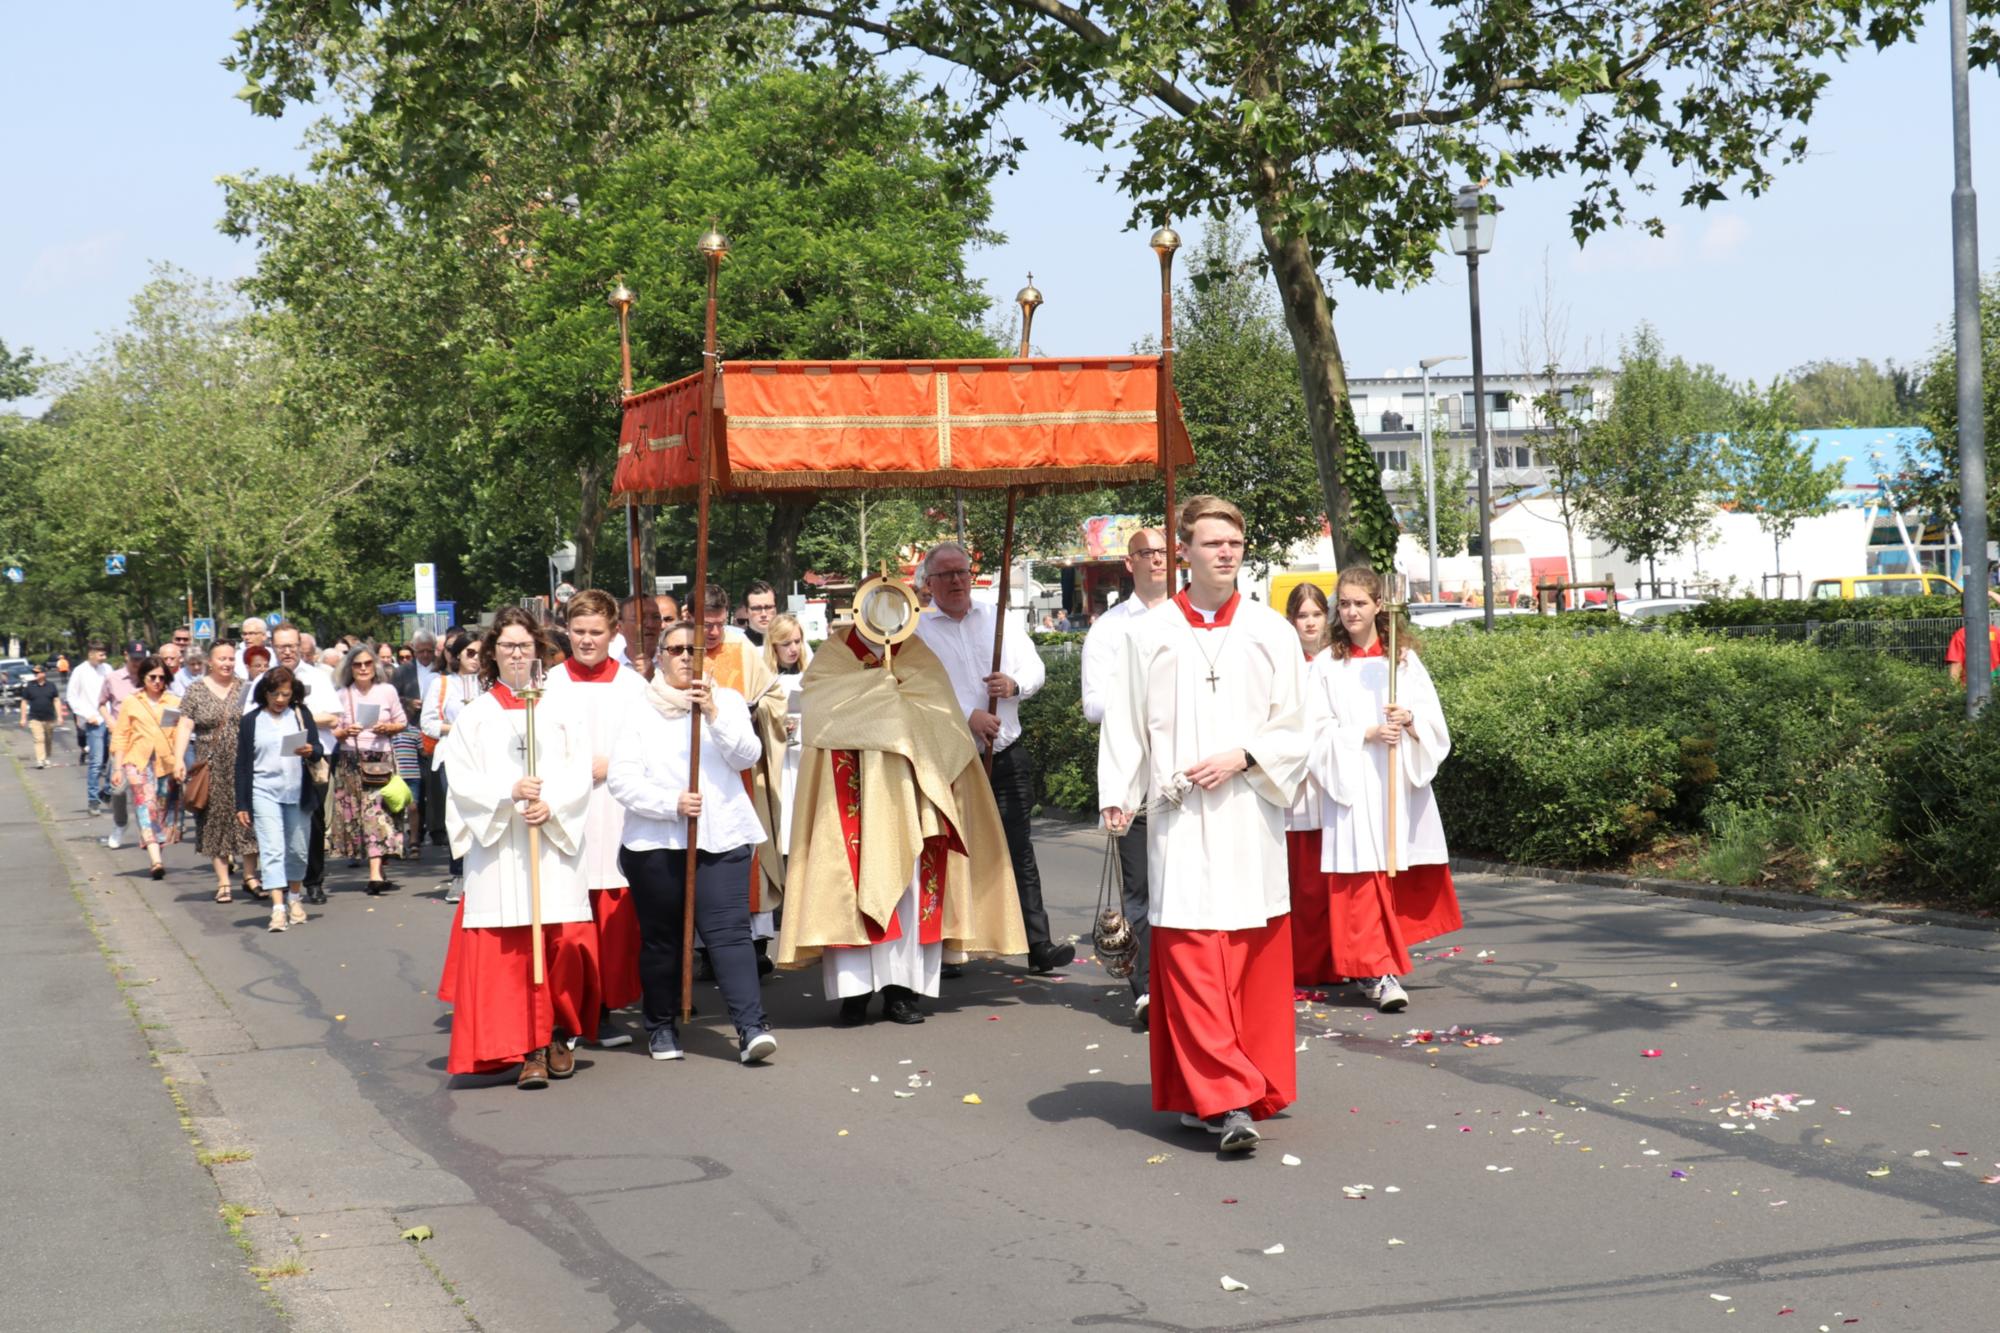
[614,356,1193,503]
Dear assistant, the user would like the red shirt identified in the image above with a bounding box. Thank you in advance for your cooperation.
[1945,625,2000,674]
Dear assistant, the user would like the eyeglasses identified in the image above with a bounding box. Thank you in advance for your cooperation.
[928,568,972,582]
[1129,547,1168,561]
[172,635,192,644]
[495,641,537,655]
[351,658,376,668]
[144,673,166,682]
[661,644,695,657]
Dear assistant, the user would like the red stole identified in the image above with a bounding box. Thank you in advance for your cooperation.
[488,683,528,710]
[828,629,958,946]
[562,656,619,683]
[1173,589,1241,629]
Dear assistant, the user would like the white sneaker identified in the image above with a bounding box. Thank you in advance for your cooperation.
[268,907,287,933]
[288,900,307,925]
[740,1029,778,1065]
[1134,992,1151,1024]
[1364,974,1409,1013]
[1180,1113,1224,1133]
[103,831,123,850]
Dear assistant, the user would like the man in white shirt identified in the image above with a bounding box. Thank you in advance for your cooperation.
[262,625,340,903]
[1098,495,1310,1154]
[393,630,444,849]
[1078,526,1173,1025]
[66,640,115,815]
[913,542,1074,974]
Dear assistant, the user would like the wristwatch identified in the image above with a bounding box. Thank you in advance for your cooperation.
[1243,751,1259,772]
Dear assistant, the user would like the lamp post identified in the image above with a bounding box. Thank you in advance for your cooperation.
[1448,185,1502,628]
[1418,353,1467,600]
[1949,0,1991,715]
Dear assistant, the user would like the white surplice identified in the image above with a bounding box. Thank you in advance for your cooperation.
[821,869,942,999]
[1308,648,1452,874]
[1097,595,1310,930]
[545,660,651,890]
[439,690,594,929]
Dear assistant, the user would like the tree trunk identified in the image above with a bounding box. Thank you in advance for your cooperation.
[766,497,816,595]
[637,504,657,597]
[573,450,610,593]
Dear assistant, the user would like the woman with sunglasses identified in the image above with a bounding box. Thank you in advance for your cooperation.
[107,655,184,879]
[331,644,409,893]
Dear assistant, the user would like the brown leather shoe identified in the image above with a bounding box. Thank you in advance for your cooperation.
[517,1048,550,1089]
[545,1038,576,1079]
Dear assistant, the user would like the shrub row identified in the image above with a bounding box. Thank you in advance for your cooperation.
[1673,596,1965,627]
[1018,625,2000,908]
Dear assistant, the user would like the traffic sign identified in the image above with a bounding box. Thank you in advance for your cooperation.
[192,618,216,642]
[105,553,127,576]
[414,562,437,616]
[654,575,688,593]
[554,581,577,605]
[3,566,21,584]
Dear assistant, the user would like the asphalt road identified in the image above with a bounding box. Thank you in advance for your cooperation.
[6,723,1999,1332]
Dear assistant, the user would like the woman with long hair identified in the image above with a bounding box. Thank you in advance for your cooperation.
[171,640,259,902]
[108,655,184,880]
[1304,567,1461,1012]
[234,666,325,932]
[1282,580,1336,987]
[758,613,810,961]
[330,643,409,893]
[437,607,600,1088]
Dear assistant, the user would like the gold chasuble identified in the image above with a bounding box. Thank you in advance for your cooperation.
[776,628,1027,966]
[703,638,790,915]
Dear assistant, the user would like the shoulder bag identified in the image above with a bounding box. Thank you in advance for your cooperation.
[348,688,397,787]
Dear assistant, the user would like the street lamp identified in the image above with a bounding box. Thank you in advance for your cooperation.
[1418,353,1467,600]
[1448,183,1502,628]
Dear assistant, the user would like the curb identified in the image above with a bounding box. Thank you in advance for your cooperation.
[1450,855,2000,936]
[7,731,477,1332]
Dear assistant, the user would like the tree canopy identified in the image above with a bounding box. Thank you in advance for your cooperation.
[231,0,1976,581]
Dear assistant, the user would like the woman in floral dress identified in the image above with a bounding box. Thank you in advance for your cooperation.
[171,641,259,901]
[108,654,183,880]
[329,644,409,892]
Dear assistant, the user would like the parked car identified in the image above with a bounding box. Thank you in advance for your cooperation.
[0,658,35,701]
[1618,597,1708,622]
[1810,574,1960,599]
[1410,607,1539,628]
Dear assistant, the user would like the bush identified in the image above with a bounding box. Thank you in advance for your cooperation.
[1885,701,2000,906]
[1674,596,1964,628]
[1020,648,1098,813]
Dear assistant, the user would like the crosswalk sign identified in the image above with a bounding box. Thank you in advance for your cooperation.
[105,553,127,576]
[192,618,216,642]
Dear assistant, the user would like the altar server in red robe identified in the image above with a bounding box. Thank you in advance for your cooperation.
[1098,495,1309,1154]
[1305,566,1462,1012]
[545,589,652,1046]
[437,608,600,1087]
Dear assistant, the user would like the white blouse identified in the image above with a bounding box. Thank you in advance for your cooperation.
[607,688,767,854]
[1307,647,1453,874]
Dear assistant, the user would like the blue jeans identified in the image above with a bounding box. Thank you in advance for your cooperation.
[251,794,312,886]
[84,724,109,807]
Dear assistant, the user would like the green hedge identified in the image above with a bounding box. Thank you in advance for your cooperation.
[1020,625,2000,908]
[1673,596,1964,627]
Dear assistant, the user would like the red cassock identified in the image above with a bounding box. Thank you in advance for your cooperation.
[438,899,602,1074]
[1149,917,1297,1122]
[1290,854,1461,982]
[557,656,645,1011]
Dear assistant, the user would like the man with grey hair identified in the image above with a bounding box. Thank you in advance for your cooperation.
[914,541,1073,973]
[235,616,270,679]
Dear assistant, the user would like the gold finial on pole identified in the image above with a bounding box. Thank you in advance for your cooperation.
[1151,225,1182,584]
[608,275,635,395]
[1015,273,1043,357]
[696,221,731,260]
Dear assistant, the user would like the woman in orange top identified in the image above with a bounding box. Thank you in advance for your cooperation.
[109,654,184,879]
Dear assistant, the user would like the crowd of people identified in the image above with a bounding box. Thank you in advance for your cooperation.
[19,493,1462,1156]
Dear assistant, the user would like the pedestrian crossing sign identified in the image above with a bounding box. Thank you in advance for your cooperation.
[193,618,216,642]
[105,553,127,576]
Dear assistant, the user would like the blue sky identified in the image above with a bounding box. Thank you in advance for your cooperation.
[2,3,1995,409]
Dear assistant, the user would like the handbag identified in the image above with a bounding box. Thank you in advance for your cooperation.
[1092,833,1139,979]
[296,706,330,788]
[379,773,412,814]
[183,759,212,811]
[347,687,397,786]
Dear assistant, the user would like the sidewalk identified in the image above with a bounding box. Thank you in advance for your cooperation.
[0,741,275,1332]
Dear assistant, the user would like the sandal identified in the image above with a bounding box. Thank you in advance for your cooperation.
[214,886,233,903]
[243,878,265,899]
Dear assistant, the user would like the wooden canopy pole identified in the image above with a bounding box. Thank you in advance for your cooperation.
[983,278,1042,775]
[520,664,548,984]
[1151,227,1181,584]
[1385,604,1401,880]
[681,227,728,1025]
